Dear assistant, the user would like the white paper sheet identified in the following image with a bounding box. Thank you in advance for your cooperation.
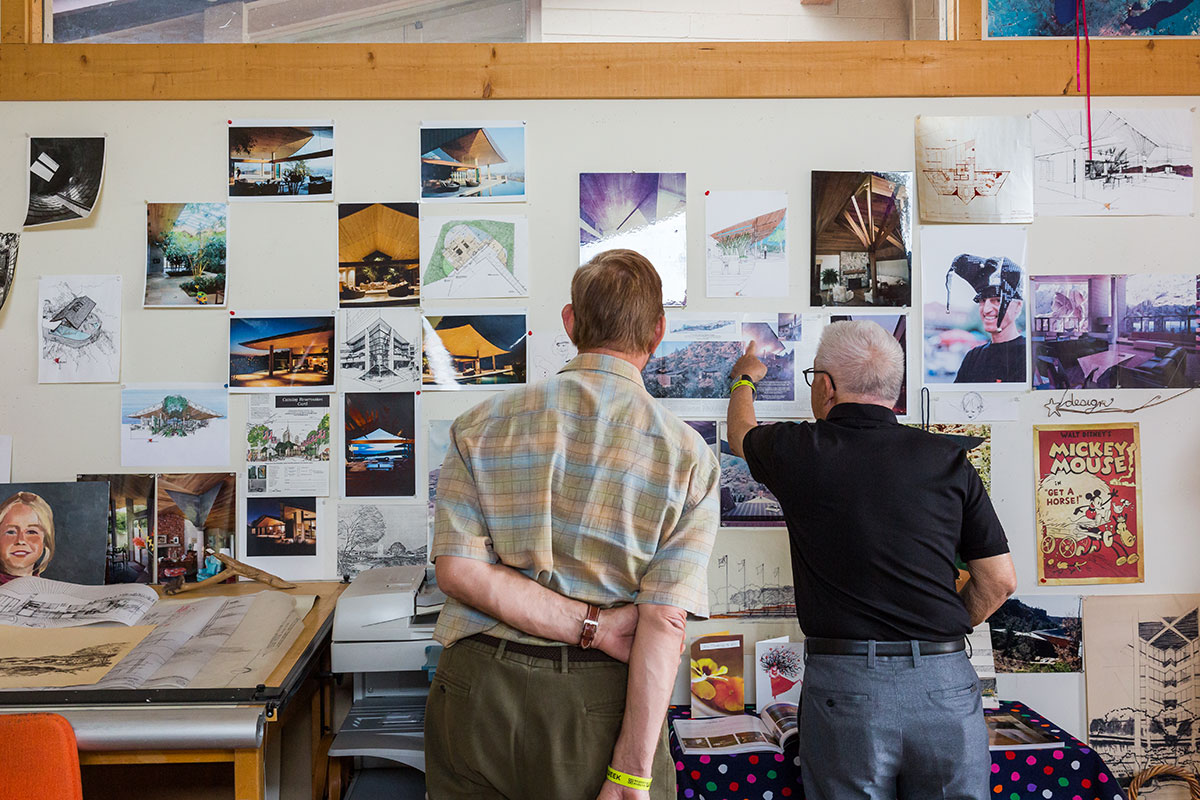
[246,394,331,496]
[121,383,230,468]
[916,116,1034,223]
[38,274,122,384]
[705,190,788,299]
[0,576,159,628]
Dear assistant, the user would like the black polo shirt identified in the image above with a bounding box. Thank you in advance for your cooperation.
[741,403,1009,642]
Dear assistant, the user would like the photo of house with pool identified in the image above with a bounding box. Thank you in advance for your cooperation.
[1031,273,1199,389]
[420,124,525,201]
[229,314,335,391]
[343,392,416,498]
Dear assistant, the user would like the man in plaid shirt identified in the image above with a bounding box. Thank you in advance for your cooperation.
[425,249,720,800]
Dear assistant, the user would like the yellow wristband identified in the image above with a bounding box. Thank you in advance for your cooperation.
[730,379,757,396]
[606,765,652,791]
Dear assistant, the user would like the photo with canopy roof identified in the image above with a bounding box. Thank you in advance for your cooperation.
[338,202,420,307]
[120,383,230,468]
[811,171,912,307]
[422,312,527,388]
[580,172,687,307]
[705,190,787,299]
[420,122,525,202]
[343,392,416,498]
[228,121,333,201]
[144,202,227,307]
[228,312,336,392]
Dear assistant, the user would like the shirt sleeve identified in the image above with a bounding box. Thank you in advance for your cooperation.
[958,454,1010,561]
[740,422,785,497]
[430,422,497,564]
[635,451,720,617]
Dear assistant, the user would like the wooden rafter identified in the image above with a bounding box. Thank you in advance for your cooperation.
[0,38,1199,100]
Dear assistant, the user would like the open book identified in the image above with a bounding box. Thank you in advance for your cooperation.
[987,713,1065,750]
[674,702,798,755]
[0,576,313,691]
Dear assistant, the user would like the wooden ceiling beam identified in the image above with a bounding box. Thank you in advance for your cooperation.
[1,39,1199,101]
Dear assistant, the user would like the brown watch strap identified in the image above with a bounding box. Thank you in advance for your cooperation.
[579,604,601,649]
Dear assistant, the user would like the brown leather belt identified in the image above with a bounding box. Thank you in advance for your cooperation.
[804,637,966,657]
[468,633,619,663]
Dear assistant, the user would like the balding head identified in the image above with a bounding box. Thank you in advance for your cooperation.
[814,320,904,407]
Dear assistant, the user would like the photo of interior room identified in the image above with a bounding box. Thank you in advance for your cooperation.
[75,474,155,584]
[228,124,333,198]
[812,171,913,307]
[144,202,227,307]
[155,472,236,583]
[1032,273,1199,389]
[338,203,420,306]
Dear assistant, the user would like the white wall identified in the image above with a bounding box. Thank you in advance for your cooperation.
[540,0,941,42]
[2,97,1197,741]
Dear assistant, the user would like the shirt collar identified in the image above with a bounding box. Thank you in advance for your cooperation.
[826,402,898,425]
[559,352,647,387]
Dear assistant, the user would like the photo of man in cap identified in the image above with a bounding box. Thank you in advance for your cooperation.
[947,253,1026,384]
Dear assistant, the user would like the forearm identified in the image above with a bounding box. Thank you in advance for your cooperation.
[609,605,688,777]
[726,385,758,458]
[437,555,587,644]
[959,578,1010,627]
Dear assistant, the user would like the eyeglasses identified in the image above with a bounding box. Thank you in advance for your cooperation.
[802,368,837,391]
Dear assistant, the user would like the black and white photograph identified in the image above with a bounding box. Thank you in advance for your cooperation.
[0,233,17,313]
[25,136,106,228]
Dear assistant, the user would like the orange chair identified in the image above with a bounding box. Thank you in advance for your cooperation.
[0,713,83,800]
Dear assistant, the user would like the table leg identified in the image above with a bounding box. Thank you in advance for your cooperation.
[234,747,265,800]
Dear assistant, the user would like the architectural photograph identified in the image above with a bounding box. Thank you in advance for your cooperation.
[245,496,318,557]
[343,392,416,498]
[420,124,525,200]
[1032,273,1200,390]
[25,136,106,227]
[228,123,333,200]
[229,314,336,391]
[811,171,912,307]
[76,473,156,585]
[144,202,227,307]
[422,313,527,388]
[154,473,236,584]
[338,202,420,306]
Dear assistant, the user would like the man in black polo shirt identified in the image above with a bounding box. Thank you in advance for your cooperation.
[726,320,1017,800]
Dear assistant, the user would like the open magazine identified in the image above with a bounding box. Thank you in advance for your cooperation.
[987,713,1064,750]
[674,702,798,755]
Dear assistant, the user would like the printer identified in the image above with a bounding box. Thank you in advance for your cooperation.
[330,565,444,799]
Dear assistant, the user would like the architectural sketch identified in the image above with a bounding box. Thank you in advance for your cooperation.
[1084,594,1200,780]
[1033,109,1194,216]
[0,576,158,628]
[339,308,421,390]
[337,503,429,579]
[121,384,230,468]
[580,172,687,306]
[707,531,795,619]
[530,333,578,382]
[420,216,528,299]
[38,275,121,383]
[0,232,17,312]
[916,116,1034,223]
[25,137,106,228]
[705,190,787,299]
[246,395,330,496]
[0,624,152,689]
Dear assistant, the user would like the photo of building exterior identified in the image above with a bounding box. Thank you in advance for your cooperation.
[420,125,525,200]
[246,496,317,556]
[229,315,336,390]
[229,124,333,199]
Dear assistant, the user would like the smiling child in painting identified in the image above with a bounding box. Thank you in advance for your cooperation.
[0,492,55,583]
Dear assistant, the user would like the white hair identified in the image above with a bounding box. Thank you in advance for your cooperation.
[814,320,904,405]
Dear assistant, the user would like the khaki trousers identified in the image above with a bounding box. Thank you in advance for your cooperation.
[424,637,675,799]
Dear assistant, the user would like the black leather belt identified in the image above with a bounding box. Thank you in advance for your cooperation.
[468,633,619,663]
[805,637,966,656]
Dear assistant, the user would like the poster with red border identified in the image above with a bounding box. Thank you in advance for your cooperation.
[1034,424,1143,586]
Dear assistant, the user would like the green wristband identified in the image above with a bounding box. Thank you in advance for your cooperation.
[730,379,757,396]
[606,765,652,790]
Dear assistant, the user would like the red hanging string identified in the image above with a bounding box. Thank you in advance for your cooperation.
[1075,0,1093,159]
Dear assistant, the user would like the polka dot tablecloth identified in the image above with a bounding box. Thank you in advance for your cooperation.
[668,702,1124,800]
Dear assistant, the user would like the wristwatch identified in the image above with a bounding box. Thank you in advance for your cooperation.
[579,604,601,649]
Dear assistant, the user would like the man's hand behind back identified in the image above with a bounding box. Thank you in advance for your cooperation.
[595,604,639,662]
[596,781,647,800]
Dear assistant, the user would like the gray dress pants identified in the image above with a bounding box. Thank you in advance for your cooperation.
[799,646,989,800]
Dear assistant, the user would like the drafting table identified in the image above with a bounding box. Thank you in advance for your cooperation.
[0,580,346,800]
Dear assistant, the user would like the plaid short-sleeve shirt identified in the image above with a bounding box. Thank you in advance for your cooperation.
[431,353,720,647]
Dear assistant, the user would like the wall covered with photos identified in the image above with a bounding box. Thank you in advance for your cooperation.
[1,98,1198,745]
